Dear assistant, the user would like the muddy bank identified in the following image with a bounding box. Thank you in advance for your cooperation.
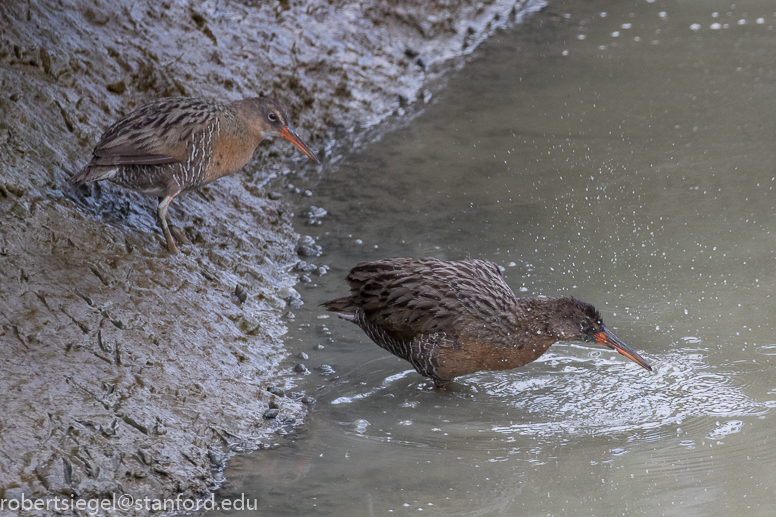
[0,0,543,514]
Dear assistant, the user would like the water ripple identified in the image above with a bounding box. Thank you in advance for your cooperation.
[477,348,768,439]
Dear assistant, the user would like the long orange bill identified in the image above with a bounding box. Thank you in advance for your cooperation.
[594,326,652,371]
[280,126,321,165]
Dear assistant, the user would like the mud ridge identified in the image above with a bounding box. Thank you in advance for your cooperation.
[0,0,544,513]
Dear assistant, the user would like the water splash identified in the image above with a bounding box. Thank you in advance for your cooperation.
[481,348,768,439]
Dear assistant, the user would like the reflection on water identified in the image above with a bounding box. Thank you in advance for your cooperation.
[207,1,776,515]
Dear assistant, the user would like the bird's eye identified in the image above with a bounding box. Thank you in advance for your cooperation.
[268,112,279,122]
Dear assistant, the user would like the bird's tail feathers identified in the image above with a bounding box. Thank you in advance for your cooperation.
[321,297,357,321]
[68,164,118,188]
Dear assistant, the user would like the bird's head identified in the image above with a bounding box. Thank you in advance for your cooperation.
[547,297,652,371]
[252,98,320,165]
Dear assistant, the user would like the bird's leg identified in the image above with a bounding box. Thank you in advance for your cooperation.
[157,196,189,248]
[433,378,449,391]
[157,197,190,246]
[156,196,179,254]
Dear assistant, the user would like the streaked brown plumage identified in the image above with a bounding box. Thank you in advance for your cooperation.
[324,257,652,388]
[69,96,320,253]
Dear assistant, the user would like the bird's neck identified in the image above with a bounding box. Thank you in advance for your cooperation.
[230,99,272,142]
[506,298,561,351]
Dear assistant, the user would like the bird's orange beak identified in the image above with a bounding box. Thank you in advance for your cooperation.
[280,126,321,165]
[594,326,652,371]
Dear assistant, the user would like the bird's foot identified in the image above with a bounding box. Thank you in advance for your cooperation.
[162,229,179,254]
[433,379,450,391]
[169,225,190,245]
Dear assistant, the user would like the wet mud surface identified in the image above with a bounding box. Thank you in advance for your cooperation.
[0,0,543,513]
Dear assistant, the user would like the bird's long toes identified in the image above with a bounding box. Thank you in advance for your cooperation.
[160,228,179,254]
[169,225,190,245]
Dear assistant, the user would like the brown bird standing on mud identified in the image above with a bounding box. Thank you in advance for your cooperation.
[70,96,320,253]
[324,257,652,388]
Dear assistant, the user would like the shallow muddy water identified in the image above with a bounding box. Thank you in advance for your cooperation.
[210,1,776,515]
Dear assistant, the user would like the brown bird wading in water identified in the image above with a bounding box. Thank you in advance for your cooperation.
[324,257,652,388]
[69,96,320,253]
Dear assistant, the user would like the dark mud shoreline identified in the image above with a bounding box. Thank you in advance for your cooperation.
[0,0,549,514]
